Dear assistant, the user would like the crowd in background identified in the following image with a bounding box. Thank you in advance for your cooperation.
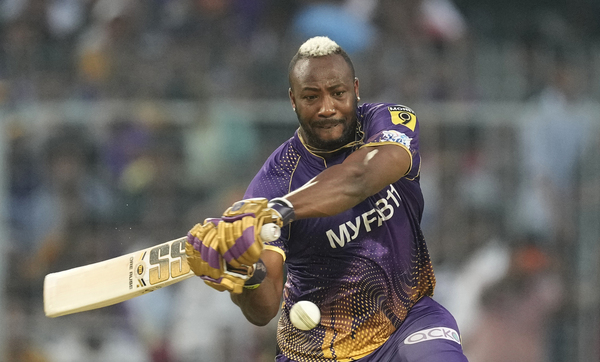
[2,0,600,361]
[0,0,599,103]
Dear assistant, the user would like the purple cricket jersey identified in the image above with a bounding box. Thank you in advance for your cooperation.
[244,103,436,362]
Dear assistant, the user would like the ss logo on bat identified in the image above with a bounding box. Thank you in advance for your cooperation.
[148,239,190,285]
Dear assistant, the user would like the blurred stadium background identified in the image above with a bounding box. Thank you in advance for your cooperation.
[1,0,599,361]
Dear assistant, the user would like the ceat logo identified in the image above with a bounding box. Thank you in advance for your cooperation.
[404,327,461,345]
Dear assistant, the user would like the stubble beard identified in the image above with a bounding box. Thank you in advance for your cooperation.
[301,117,357,151]
[298,99,359,152]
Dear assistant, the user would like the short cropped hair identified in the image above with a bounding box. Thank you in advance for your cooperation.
[288,36,355,83]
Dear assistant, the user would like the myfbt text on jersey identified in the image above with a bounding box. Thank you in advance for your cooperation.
[326,184,402,248]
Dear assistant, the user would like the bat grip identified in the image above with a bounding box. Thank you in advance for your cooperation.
[260,223,281,242]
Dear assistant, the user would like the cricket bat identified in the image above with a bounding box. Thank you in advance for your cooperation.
[43,224,281,318]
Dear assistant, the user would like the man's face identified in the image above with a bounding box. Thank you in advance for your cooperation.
[289,54,359,151]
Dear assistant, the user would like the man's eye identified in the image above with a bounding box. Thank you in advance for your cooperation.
[334,91,345,97]
[304,95,317,100]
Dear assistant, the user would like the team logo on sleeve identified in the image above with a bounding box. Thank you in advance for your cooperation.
[388,105,416,131]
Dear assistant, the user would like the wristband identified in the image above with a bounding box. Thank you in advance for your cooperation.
[268,198,295,226]
[243,259,267,289]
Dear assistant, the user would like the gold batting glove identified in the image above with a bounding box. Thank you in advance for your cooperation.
[185,220,223,281]
[186,217,269,294]
[217,198,285,269]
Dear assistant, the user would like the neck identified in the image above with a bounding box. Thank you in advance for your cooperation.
[298,123,364,158]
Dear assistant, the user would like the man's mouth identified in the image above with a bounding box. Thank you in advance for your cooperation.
[314,119,343,129]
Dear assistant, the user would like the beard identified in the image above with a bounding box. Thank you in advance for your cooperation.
[297,97,359,152]
[300,117,358,151]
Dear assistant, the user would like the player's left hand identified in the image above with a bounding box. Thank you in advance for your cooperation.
[186,198,285,293]
[185,219,224,281]
[186,219,250,294]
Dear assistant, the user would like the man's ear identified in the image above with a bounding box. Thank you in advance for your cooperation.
[354,77,360,101]
[289,88,297,111]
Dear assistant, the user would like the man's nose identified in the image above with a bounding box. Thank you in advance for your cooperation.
[318,96,336,117]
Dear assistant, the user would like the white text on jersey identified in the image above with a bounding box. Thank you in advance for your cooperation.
[326,185,402,248]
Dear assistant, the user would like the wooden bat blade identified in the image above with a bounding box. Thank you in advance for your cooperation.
[44,236,194,318]
[43,224,281,318]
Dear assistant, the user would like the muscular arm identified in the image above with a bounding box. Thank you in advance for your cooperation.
[230,249,285,326]
[286,144,411,219]
[231,144,409,325]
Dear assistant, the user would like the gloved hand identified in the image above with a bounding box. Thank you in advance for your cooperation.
[186,198,291,293]
[185,218,251,293]
[218,198,284,268]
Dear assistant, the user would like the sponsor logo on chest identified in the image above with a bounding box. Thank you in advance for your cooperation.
[325,184,402,248]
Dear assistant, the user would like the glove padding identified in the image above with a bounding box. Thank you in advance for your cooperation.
[186,219,250,294]
[218,198,283,268]
[186,198,283,293]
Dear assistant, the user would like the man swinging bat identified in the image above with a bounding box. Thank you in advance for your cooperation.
[185,36,469,362]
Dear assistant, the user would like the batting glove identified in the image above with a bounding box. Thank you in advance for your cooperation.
[185,197,292,293]
[218,197,292,268]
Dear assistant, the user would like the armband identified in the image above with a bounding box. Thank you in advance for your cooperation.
[268,198,295,226]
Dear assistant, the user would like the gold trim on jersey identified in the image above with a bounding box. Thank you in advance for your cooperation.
[404,157,421,181]
[264,245,286,262]
[298,131,328,167]
[297,118,365,168]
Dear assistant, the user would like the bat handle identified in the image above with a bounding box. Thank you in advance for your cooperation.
[260,223,281,242]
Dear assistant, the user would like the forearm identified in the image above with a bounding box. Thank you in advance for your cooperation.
[230,250,284,326]
[285,145,410,219]
[286,163,369,219]
[230,277,282,326]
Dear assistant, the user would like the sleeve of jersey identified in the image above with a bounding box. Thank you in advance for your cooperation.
[241,144,299,260]
[360,104,421,180]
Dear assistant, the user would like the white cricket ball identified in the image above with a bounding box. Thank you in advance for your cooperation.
[289,300,321,331]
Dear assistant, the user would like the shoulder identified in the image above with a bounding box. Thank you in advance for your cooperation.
[244,138,301,199]
[357,103,419,143]
[359,103,418,130]
[265,138,302,175]
[358,103,422,178]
